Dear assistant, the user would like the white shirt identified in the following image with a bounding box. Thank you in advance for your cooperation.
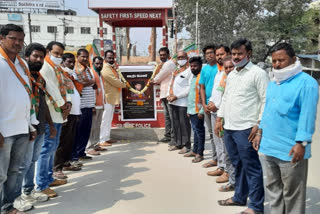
[154,60,177,99]
[0,55,35,137]
[217,62,269,130]
[64,67,81,115]
[209,69,225,109]
[166,67,193,107]
[40,61,71,124]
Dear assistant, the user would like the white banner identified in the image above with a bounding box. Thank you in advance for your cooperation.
[0,0,63,10]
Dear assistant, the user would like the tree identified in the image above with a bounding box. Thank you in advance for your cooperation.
[176,0,316,62]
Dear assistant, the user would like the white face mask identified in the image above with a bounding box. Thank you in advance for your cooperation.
[177,59,187,66]
[50,55,62,65]
[232,56,249,68]
[270,60,302,84]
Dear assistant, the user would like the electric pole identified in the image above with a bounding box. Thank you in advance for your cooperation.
[28,13,32,43]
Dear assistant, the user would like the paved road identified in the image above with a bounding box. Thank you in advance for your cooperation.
[30,94,320,214]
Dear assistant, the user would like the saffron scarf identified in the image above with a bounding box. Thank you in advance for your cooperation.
[169,62,189,96]
[0,46,36,115]
[195,73,202,113]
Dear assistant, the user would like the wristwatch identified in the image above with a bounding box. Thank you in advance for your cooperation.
[297,141,309,147]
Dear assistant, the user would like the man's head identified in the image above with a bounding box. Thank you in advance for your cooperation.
[104,50,115,65]
[158,47,170,63]
[230,38,252,68]
[271,43,296,70]
[93,56,103,72]
[202,44,216,65]
[135,83,142,91]
[77,49,89,67]
[62,53,75,70]
[177,50,188,67]
[25,43,46,73]
[222,55,234,75]
[189,56,202,76]
[46,41,65,65]
[0,24,25,57]
[215,45,230,66]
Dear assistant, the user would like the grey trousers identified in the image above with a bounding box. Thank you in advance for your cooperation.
[169,104,191,149]
[211,113,235,185]
[161,98,172,139]
[87,109,104,150]
[262,155,308,214]
[205,112,216,161]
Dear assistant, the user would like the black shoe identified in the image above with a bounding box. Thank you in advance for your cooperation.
[159,137,171,142]
[79,155,93,161]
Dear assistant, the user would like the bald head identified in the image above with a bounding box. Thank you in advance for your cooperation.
[177,51,188,60]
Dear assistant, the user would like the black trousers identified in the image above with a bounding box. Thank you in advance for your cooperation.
[169,104,191,149]
[54,114,79,171]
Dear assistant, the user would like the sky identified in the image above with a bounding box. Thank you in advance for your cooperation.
[64,0,190,55]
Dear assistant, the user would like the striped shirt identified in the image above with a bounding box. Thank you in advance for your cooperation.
[79,68,96,109]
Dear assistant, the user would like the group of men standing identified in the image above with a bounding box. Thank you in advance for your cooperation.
[0,22,318,214]
[154,39,318,214]
[0,24,125,214]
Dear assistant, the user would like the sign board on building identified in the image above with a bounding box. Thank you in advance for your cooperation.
[7,14,22,21]
[100,10,163,21]
[88,0,172,9]
[0,0,63,10]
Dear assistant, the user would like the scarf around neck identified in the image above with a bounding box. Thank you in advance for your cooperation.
[269,60,302,84]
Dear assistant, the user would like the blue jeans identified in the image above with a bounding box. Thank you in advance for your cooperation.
[189,114,205,156]
[224,128,264,212]
[0,134,29,213]
[36,123,62,191]
[72,108,93,160]
[14,133,44,198]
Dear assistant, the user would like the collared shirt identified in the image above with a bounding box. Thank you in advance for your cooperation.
[217,62,269,130]
[259,72,319,161]
[187,74,204,115]
[154,60,177,99]
[167,67,193,107]
[199,64,218,104]
[209,69,225,109]
[40,61,71,124]
[0,55,32,137]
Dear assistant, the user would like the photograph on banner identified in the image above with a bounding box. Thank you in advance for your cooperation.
[120,70,157,121]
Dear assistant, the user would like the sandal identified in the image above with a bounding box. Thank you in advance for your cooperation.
[218,198,246,206]
[202,160,217,168]
[192,155,204,163]
[219,183,235,192]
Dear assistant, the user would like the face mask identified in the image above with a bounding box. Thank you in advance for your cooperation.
[191,69,200,76]
[28,61,43,72]
[50,55,62,65]
[232,56,249,68]
[177,59,187,66]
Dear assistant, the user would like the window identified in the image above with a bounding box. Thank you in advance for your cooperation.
[65,26,74,34]
[81,27,91,34]
[97,27,107,34]
[47,26,57,33]
[31,25,40,32]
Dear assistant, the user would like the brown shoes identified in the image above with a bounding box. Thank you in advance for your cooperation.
[192,155,204,163]
[41,188,58,198]
[184,152,196,157]
[94,146,107,151]
[99,142,112,147]
[207,168,224,176]
[49,179,67,187]
[87,149,100,156]
[216,172,229,183]
[202,160,218,168]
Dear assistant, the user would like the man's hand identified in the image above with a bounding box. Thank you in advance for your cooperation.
[198,113,204,120]
[167,95,177,102]
[207,102,218,113]
[29,131,37,142]
[0,132,4,148]
[49,126,57,139]
[251,135,261,151]
[62,102,72,120]
[248,125,259,142]
[289,144,305,163]
[203,105,211,115]
[214,118,223,137]
[93,108,96,116]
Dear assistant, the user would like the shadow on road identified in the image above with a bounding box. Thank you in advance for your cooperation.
[30,141,157,214]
